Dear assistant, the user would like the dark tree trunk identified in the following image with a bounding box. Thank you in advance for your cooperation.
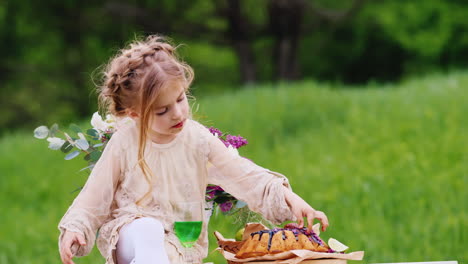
[268,0,305,81]
[58,3,90,117]
[225,0,257,84]
[233,40,257,84]
[0,3,17,83]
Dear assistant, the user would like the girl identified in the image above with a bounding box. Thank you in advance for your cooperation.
[58,35,329,264]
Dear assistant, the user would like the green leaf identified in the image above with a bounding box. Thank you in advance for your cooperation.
[65,150,80,160]
[34,126,49,139]
[86,128,100,140]
[49,123,59,137]
[70,123,82,134]
[80,164,95,172]
[75,139,89,150]
[60,141,73,153]
[84,153,91,161]
[70,186,83,193]
[90,150,102,162]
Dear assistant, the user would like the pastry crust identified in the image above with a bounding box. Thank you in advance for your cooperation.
[235,228,330,259]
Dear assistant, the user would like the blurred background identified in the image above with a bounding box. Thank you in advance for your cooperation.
[0,0,466,263]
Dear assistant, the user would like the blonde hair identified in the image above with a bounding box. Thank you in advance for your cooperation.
[98,35,194,205]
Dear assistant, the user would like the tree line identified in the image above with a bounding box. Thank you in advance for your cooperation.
[0,0,467,132]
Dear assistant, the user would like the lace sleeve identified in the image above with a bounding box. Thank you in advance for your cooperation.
[58,132,123,256]
[205,130,296,224]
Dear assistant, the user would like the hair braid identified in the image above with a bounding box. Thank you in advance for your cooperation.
[97,34,194,206]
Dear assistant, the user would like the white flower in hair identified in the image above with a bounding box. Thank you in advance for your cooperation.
[91,112,109,132]
[91,112,124,132]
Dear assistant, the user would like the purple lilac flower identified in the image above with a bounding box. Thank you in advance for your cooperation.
[226,135,248,149]
[206,193,214,200]
[219,201,233,212]
[222,139,230,148]
[208,127,223,138]
[206,185,224,192]
[205,191,215,200]
[206,185,225,201]
[100,135,109,143]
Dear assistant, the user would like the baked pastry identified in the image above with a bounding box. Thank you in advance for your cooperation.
[213,231,245,254]
[235,224,331,259]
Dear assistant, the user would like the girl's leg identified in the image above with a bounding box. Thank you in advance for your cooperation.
[116,217,170,264]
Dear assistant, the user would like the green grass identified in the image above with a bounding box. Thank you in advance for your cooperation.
[1,71,467,264]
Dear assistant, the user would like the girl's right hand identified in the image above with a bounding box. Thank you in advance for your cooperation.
[59,231,86,264]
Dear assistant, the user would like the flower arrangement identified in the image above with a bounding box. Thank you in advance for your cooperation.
[34,113,247,216]
[205,127,249,215]
[33,112,132,172]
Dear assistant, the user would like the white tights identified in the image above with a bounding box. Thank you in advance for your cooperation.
[116,217,171,264]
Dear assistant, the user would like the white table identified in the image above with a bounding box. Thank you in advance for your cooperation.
[370,261,458,264]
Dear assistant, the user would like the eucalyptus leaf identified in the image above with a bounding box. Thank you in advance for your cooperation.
[90,150,102,162]
[70,186,83,193]
[93,143,104,148]
[87,128,100,140]
[75,139,89,150]
[34,126,49,139]
[49,123,59,137]
[77,132,87,141]
[80,164,95,172]
[63,132,74,144]
[47,137,66,150]
[70,124,82,134]
[60,141,73,153]
[65,150,80,160]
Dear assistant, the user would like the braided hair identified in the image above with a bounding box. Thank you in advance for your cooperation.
[98,35,194,205]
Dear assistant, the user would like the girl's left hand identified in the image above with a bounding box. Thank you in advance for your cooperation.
[283,186,329,232]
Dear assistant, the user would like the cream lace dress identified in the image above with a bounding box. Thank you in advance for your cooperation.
[58,119,295,264]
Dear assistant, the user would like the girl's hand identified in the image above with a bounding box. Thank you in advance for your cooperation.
[283,186,329,232]
[59,231,86,264]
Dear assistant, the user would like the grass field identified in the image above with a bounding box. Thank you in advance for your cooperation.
[1,71,466,264]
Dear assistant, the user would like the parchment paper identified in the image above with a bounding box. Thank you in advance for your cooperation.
[215,223,364,264]
[217,249,364,264]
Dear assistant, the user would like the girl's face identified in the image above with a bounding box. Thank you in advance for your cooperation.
[148,80,189,144]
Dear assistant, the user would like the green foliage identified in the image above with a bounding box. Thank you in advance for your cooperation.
[300,0,468,82]
[2,0,468,138]
[177,40,240,95]
[363,0,468,75]
[374,1,457,58]
[2,72,467,263]
[32,113,120,171]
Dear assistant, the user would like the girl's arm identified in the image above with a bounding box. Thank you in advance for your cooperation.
[58,132,123,258]
[206,129,327,227]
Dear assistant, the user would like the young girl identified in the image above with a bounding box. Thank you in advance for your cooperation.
[58,35,329,264]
